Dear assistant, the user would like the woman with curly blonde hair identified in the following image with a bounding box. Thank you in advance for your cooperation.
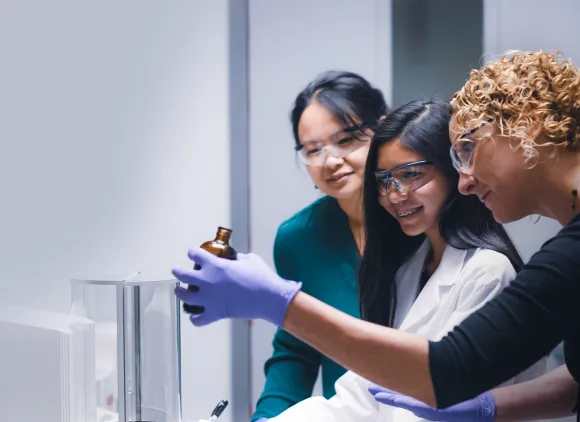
[174,50,579,421]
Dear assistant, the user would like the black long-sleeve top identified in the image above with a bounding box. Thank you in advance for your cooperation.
[429,213,580,416]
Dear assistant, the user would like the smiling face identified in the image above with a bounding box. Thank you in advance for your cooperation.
[448,50,580,223]
[376,139,449,237]
[297,101,372,200]
[449,114,539,223]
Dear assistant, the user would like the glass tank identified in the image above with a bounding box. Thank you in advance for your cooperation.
[70,271,182,422]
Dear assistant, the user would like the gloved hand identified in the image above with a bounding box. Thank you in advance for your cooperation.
[173,248,302,327]
[253,419,268,422]
[368,384,496,422]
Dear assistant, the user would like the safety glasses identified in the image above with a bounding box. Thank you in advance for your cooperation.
[295,123,374,166]
[374,160,436,197]
[449,120,493,173]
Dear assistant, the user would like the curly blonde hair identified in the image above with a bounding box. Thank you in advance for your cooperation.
[451,50,580,162]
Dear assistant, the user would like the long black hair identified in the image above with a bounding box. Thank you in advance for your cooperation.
[290,70,388,146]
[358,100,524,326]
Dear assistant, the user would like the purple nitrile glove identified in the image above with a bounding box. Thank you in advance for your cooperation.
[253,419,268,422]
[368,384,496,422]
[173,248,302,327]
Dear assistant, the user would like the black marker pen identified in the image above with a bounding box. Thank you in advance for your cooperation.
[209,399,228,422]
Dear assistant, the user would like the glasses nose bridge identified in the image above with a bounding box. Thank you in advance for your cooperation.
[452,139,479,174]
[387,178,409,203]
[324,143,342,156]
[456,159,475,176]
[320,144,343,164]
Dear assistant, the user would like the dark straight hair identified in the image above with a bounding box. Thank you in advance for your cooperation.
[358,100,524,326]
[290,70,389,146]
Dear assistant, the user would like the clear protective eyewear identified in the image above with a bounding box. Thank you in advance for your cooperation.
[295,123,374,166]
[374,160,436,197]
[450,120,493,173]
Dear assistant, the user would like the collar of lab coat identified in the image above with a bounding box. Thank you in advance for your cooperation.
[397,242,469,332]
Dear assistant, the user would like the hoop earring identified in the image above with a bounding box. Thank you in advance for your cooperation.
[529,214,542,224]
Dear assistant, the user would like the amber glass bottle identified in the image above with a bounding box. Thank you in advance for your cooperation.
[183,226,237,314]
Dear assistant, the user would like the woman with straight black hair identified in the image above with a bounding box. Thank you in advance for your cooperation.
[177,100,548,422]
[357,99,524,327]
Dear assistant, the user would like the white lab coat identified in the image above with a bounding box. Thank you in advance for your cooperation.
[269,241,548,422]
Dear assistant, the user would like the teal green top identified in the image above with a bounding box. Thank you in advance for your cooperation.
[252,196,361,421]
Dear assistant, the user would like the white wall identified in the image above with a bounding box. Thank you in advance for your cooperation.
[0,2,236,421]
[483,0,580,262]
[248,0,392,407]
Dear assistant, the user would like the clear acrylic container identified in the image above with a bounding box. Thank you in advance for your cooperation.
[70,271,182,422]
